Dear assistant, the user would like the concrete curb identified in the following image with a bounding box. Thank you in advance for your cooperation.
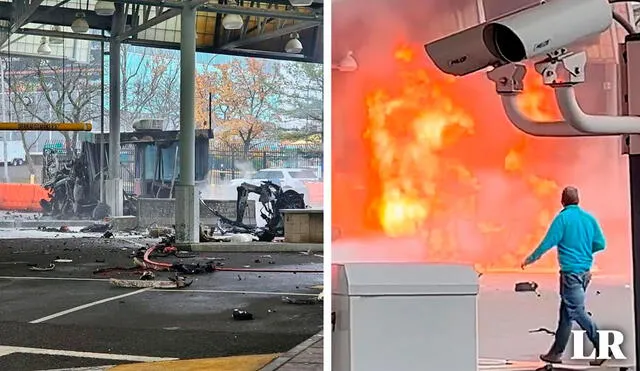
[183,242,324,253]
[258,332,323,371]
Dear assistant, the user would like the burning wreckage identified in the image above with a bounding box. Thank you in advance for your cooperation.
[203,180,306,242]
[39,146,136,220]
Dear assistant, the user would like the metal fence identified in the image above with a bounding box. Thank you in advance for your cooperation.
[121,144,135,193]
[207,142,323,184]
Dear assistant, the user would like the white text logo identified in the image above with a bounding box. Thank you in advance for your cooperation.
[570,330,627,360]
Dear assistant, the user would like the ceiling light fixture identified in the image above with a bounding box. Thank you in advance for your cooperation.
[284,33,303,54]
[37,36,52,55]
[71,12,89,33]
[222,13,243,30]
[94,0,115,16]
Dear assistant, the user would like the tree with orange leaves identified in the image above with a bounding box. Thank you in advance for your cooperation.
[196,58,284,157]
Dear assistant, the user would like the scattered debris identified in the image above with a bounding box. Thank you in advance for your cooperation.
[53,258,73,263]
[232,309,254,321]
[37,226,72,233]
[29,263,55,271]
[140,271,155,280]
[80,224,111,233]
[514,281,539,296]
[109,275,192,289]
[148,226,173,238]
[102,231,114,239]
[282,296,319,305]
[529,327,556,335]
[95,258,106,263]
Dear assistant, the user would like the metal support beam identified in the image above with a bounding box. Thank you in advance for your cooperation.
[116,8,179,41]
[0,3,126,31]
[175,2,199,244]
[221,21,319,50]
[0,0,44,47]
[114,0,322,21]
[15,27,108,42]
[10,0,45,33]
[106,4,126,218]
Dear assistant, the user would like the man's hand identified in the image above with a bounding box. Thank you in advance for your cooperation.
[521,262,526,270]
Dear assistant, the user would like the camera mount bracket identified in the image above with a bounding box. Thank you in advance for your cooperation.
[534,49,587,86]
[486,63,527,94]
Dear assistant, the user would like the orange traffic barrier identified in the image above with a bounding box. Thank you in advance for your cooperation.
[0,183,50,211]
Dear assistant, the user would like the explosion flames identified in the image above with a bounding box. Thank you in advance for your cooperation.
[333,30,628,272]
[332,0,631,275]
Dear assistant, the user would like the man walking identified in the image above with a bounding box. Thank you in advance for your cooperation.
[521,186,606,366]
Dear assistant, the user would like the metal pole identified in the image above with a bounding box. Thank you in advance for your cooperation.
[0,60,9,182]
[180,5,196,186]
[175,3,199,244]
[100,31,105,203]
[107,5,125,217]
[208,91,212,131]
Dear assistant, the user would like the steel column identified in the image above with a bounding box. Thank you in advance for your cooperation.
[175,3,199,244]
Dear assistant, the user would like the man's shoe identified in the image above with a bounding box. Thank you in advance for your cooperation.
[589,348,611,366]
[589,358,606,366]
[539,353,562,364]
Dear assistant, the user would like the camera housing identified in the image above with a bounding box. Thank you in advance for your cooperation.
[424,0,613,76]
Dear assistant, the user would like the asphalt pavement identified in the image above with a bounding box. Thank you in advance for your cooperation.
[0,235,323,371]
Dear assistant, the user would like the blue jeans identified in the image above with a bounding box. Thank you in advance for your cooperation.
[549,271,599,355]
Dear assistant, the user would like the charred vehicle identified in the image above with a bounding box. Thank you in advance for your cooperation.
[41,126,213,219]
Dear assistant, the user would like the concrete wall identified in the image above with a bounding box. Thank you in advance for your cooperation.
[137,198,256,228]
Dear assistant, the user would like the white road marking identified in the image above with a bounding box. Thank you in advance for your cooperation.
[0,276,319,296]
[29,288,151,324]
[0,276,110,282]
[0,345,177,362]
[154,289,319,296]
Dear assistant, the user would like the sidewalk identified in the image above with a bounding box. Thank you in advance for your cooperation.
[259,332,323,371]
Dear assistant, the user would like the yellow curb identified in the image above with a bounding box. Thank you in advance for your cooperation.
[109,353,280,371]
[310,285,323,290]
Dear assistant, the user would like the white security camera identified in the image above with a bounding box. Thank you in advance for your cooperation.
[424,0,612,76]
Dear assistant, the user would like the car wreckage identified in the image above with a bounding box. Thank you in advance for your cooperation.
[202,180,306,242]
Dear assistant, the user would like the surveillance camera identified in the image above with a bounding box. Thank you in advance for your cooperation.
[424,0,612,77]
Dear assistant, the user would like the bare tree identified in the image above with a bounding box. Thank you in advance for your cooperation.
[9,58,101,151]
[120,46,180,130]
[279,62,323,143]
[7,57,100,178]
[147,57,180,130]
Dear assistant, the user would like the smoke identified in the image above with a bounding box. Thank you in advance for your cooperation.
[332,0,631,275]
[197,160,257,200]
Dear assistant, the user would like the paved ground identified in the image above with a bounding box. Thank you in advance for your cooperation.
[477,273,634,368]
[0,234,323,371]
